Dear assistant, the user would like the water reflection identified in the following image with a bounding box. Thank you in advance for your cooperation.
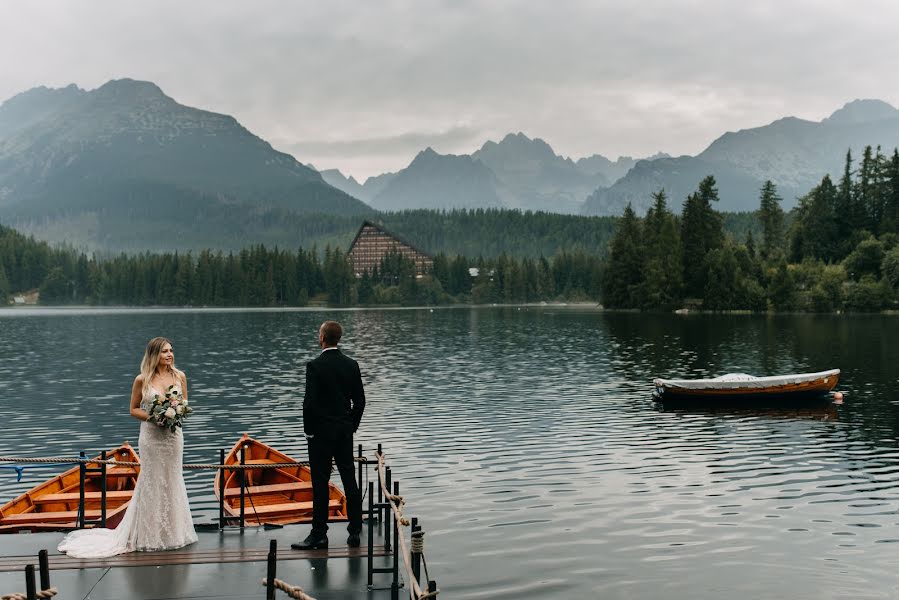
[1,307,898,599]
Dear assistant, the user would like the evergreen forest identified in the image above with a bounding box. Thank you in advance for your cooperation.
[1,146,898,312]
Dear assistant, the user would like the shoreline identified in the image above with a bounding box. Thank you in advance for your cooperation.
[2,303,898,316]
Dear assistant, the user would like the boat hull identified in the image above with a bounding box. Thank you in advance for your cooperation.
[653,370,840,404]
[214,434,348,527]
[0,444,140,533]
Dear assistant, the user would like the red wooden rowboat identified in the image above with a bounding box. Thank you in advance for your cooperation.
[0,443,140,533]
[214,434,348,526]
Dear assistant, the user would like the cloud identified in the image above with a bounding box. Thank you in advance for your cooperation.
[1,0,898,179]
[275,126,479,160]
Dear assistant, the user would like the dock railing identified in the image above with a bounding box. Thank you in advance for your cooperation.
[1,444,440,599]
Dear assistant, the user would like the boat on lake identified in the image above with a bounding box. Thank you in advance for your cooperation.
[214,434,347,526]
[0,443,139,533]
[653,369,840,403]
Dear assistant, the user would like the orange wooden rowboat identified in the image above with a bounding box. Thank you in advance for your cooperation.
[0,443,140,533]
[214,434,348,526]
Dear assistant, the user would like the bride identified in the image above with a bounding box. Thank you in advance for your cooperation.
[58,337,198,558]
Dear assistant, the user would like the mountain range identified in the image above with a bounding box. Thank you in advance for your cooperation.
[1,78,897,253]
[320,133,659,214]
[322,99,899,218]
[0,79,371,251]
[583,99,899,215]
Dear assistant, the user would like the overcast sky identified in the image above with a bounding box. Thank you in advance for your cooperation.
[2,1,898,180]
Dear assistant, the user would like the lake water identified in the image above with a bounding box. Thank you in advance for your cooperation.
[1,307,898,599]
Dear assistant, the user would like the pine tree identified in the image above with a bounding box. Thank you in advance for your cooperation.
[884,149,899,234]
[0,264,9,304]
[836,149,856,256]
[757,180,784,261]
[681,176,724,298]
[602,203,645,308]
[641,190,682,309]
[746,231,756,258]
[857,145,875,231]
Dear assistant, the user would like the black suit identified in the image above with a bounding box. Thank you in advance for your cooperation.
[303,347,365,536]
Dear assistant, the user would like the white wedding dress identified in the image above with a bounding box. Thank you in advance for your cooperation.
[58,384,198,558]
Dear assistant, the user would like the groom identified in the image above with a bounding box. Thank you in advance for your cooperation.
[293,320,366,550]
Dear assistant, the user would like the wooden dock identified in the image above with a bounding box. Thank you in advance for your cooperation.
[0,525,397,600]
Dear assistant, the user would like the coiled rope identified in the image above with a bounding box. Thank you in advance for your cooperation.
[260,578,316,600]
[411,529,425,554]
[1,587,58,599]
[376,452,439,600]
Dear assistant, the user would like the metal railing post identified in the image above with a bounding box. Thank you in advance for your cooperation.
[77,451,86,529]
[218,448,226,529]
[239,445,246,530]
[376,444,383,509]
[99,450,108,528]
[391,480,400,600]
[367,481,374,587]
[38,549,50,592]
[384,467,392,549]
[265,539,277,600]
[357,443,363,507]
[25,564,36,600]
[411,518,421,584]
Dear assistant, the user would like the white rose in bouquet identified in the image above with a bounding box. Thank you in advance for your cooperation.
[164,407,176,419]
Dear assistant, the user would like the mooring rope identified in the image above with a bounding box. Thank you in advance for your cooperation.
[1,587,58,599]
[0,456,367,469]
[376,452,439,600]
[260,577,317,600]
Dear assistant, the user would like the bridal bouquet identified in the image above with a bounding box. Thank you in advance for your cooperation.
[149,385,193,432]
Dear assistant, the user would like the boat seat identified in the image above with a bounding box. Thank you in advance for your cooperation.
[0,509,103,524]
[233,499,341,516]
[233,459,300,486]
[105,467,139,477]
[33,491,133,504]
[223,481,312,498]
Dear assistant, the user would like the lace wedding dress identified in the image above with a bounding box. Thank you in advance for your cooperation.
[58,384,198,558]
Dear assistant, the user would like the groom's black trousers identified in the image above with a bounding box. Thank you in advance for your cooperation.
[308,432,362,536]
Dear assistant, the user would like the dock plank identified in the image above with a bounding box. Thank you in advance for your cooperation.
[0,545,387,571]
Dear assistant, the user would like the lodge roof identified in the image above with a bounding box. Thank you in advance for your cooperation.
[347,220,433,259]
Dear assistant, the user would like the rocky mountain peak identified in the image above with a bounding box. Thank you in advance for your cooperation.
[477,132,557,162]
[825,99,899,125]
[95,78,169,101]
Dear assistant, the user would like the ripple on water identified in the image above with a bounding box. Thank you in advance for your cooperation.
[1,309,899,599]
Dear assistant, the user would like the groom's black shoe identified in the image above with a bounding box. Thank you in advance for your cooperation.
[291,533,328,550]
[347,533,361,547]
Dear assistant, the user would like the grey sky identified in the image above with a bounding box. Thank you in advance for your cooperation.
[2,0,898,180]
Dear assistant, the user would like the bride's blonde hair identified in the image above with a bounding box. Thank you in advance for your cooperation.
[140,337,184,394]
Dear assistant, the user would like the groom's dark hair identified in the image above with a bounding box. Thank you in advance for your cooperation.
[320,321,343,346]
